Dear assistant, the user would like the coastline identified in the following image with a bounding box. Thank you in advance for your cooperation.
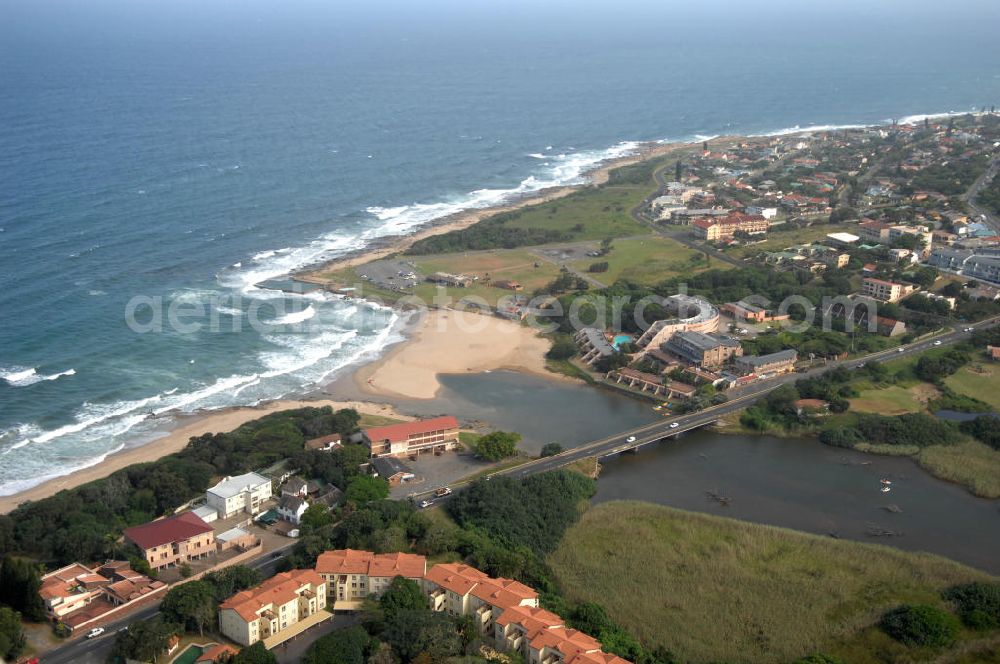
[295,137,709,282]
[0,398,413,514]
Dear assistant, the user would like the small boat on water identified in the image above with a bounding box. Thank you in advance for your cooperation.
[881,486,891,493]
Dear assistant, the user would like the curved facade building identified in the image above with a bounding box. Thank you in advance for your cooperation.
[634,294,720,352]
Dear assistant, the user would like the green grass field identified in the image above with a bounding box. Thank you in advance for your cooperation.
[724,222,860,259]
[945,363,1000,412]
[549,501,997,664]
[501,184,650,240]
[848,384,935,415]
[567,235,729,285]
[918,441,1000,498]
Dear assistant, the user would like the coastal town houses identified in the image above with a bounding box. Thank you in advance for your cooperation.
[206,472,273,519]
[123,512,215,571]
[40,561,167,631]
[314,549,427,608]
[734,349,798,376]
[311,550,631,664]
[691,212,769,242]
[362,416,460,458]
[662,330,743,369]
[575,328,616,366]
[218,569,329,648]
[606,368,696,400]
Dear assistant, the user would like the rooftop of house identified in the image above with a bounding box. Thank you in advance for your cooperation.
[364,416,459,443]
[371,456,413,478]
[123,512,213,551]
[737,349,798,366]
[207,472,271,499]
[669,330,741,351]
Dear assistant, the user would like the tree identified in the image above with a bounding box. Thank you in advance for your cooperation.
[0,556,46,621]
[383,609,462,663]
[160,580,216,636]
[301,504,334,531]
[880,604,959,648]
[540,443,563,457]
[943,582,1000,630]
[474,431,522,461]
[233,642,278,664]
[0,607,26,660]
[346,476,390,504]
[304,625,370,664]
[109,616,180,663]
[380,577,428,622]
[546,335,577,361]
[203,565,262,601]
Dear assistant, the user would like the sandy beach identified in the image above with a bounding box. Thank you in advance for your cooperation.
[0,398,412,514]
[354,309,556,400]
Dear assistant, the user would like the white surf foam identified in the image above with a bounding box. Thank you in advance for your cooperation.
[1,366,76,387]
[271,304,317,325]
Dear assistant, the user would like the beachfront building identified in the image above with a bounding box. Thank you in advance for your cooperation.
[662,330,743,369]
[123,512,215,571]
[206,472,273,519]
[218,569,328,649]
[633,294,720,353]
[605,368,696,400]
[362,416,460,458]
[861,277,914,303]
[314,549,427,608]
[305,433,342,452]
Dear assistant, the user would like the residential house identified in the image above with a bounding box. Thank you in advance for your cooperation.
[218,569,328,649]
[196,644,241,664]
[281,477,308,498]
[721,300,789,324]
[858,220,891,243]
[362,416,460,458]
[123,512,215,571]
[370,456,416,486]
[276,495,309,525]
[206,472,273,520]
[305,433,342,452]
[40,561,167,630]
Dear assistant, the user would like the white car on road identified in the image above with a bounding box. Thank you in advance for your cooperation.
[934,340,942,346]
[87,627,105,639]
[670,422,680,429]
[626,435,636,443]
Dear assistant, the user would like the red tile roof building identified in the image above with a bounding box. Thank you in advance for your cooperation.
[313,551,631,664]
[316,549,427,602]
[691,213,769,242]
[218,569,327,647]
[123,512,215,571]
[363,416,460,458]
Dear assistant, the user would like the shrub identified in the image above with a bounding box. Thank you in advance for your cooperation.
[540,443,563,457]
[943,582,1000,630]
[879,604,959,648]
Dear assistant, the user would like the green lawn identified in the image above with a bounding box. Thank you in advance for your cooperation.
[501,184,651,240]
[944,363,1000,412]
[549,501,996,664]
[358,413,406,428]
[849,384,933,415]
[568,235,729,285]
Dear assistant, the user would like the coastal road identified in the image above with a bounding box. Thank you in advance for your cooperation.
[412,317,999,505]
[964,152,1000,232]
[40,545,297,664]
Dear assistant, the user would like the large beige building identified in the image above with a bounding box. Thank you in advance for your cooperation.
[315,549,427,607]
[861,277,914,303]
[123,512,215,571]
[313,551,631,664]
[218,569,328,648]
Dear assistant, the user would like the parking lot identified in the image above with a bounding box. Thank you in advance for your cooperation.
[356,259,421,290]
[388,448,497,501]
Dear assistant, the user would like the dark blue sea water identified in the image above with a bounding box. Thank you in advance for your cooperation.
[2,0,1000,495]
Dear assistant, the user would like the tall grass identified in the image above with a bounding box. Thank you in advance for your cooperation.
[548,501,995,664]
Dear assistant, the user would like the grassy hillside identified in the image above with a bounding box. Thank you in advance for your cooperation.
[548,501,998,664]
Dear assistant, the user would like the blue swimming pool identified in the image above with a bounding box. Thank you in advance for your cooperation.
[612,334,632,349]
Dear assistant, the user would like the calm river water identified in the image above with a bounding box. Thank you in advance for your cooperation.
[384,371,1000,573]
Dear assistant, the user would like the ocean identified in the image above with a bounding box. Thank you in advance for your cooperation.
[2,0,999,496]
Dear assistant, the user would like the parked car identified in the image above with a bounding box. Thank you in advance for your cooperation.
[419,500,432,508]
[86,627,105,639]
